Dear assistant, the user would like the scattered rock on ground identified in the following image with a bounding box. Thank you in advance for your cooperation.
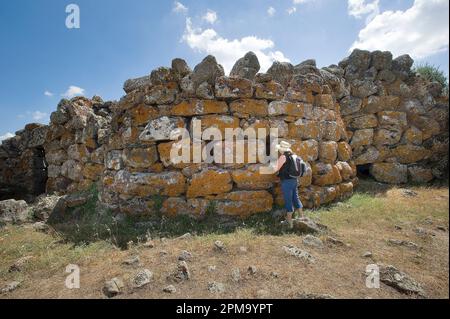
[231,268,241,282]
[292,218,321,234]
[208,265,216,272]
[31,194,62,221]
[163,285,177,294]
[401,189,418,197]
[239,246,247,253]
[414,227,435,237]
[388,239,420,250]
[297,293,335,299]
[176,232,192,240]
[247,265,257,275]
[103,277,125,298]
[168,261,190,283]
[214,240,226,251]
[302,235,324,248]
[379,265,425,296]
[325,236,345,246]
[9,256,34,272]
[0,199,30,224]
[436,226,447,232]
[208,281,225,293]
[178,250,193,261]
[32,221,49,232]
[282,245,315,263]
[362,251,373,258]
[132,269,153,288]
[122,256,140,266]
[1,281,21,294]
[270,271,279,278]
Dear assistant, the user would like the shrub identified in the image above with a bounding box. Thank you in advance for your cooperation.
[413,63,449,96]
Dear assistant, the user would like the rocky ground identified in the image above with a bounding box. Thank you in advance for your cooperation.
[0,179,448,299]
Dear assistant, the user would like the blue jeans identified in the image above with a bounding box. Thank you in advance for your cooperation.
[281,179,303,213]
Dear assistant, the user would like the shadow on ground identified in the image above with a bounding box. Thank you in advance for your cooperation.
[45,176,449,249]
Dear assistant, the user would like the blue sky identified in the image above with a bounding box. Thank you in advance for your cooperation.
[0,0,448,140]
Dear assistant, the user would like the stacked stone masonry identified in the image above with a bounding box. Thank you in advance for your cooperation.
[0,49,448,219]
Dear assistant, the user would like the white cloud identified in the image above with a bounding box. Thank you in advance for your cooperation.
[44,90,54,97]
[293,0,314,4]
[202,10,218,24]
[0,132,14,142]
[62,85,85,98]
[287,7,297,15]
[32,111,48,121]
[173,1,188,14]
[182,18,290,74]
[350,0,449,59]
[348,0,380,23]
[267,7,276,17]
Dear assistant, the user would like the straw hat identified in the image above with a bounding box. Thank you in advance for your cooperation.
[275,140,292,153]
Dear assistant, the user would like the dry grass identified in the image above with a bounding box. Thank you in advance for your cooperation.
[0,180,448,299]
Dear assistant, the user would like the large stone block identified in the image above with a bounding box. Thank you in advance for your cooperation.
[268,101,313,118]
[161,197,210,218]
[254,81,285,100]
[319,141,338,164]
[231,165,276,190]
[171,99,228,116]
[370,163,407,184]
[290,139,319,162]
[408,166,434,183]
[215,191,273,217]
[187,169,232,198]
[123,146,159,168]
[337,142,352,161]
[350,129,374,149]
[215,76,253,99]
[139,116,186,142]
[230,99,268,117]
[390,144,431,164]
[288,120,320,140]
[144,82,178,105]
[191,115,240,139]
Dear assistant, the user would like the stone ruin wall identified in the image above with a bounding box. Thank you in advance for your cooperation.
[0,49,448,218]
[100,54,357,217]
[43,96,113,194]
[0,124,48,201]
[337,50,449,184]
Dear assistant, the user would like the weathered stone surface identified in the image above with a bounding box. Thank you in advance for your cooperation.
[288,120,320,140]
[171,100,228,116]
[371,51,393,70]
[187,169,232,198]
[402,127,423,145]
[408,166,434,183]
[267,61,294,88]
[0,199,29,223]
[231,165,276,190]
[215,76,253,99]
[340,96,363,116]
[312,163,341,186]
[379,265,425,296]
[123,75,152,93]
[123,146,158,168]
[291,139,319,162]
[390,144,430,164]
[139,116,186,142]
[192,56,225,88]
[348,114,378,129]
[230,99,268,117]
[350,129,374,149]
[354,146,379,165]
[215,190,273,217]
[191,115,240,139]
[269,101,313,118]
[161,197,209,218]
[370,163,408,184]
[254,81,285,100]
[230,51,260,80]
[373,129,402,146]
[337,142,352,161]
[363,96,401,113]
[319,141,338,164]
[111,170,186,197]
[172,58,191,78]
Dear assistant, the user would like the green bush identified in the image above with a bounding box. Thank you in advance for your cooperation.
[413,63,449,96]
